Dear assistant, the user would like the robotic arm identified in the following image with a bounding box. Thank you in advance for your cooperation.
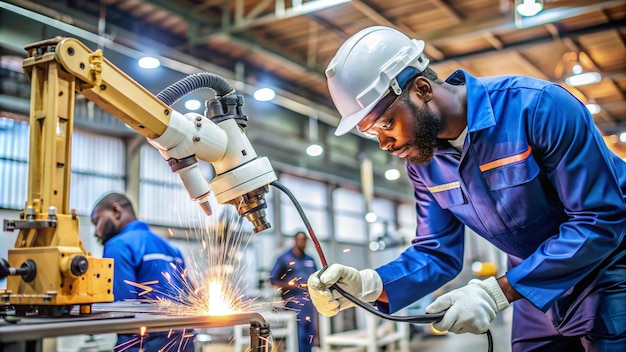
[0,37,275,315]
[147,72,276,232]
[48,36,276,232]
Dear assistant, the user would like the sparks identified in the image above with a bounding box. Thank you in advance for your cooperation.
[115,202,276,352]
[128,203,265,317]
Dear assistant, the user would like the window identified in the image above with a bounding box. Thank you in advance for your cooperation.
[279,174,329,239]
[70,131,125,215]
[333,188,367,243]
[368,197,396,239]
[139,144,214,227]
[0,118,29,209]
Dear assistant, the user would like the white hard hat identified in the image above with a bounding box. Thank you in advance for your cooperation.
[326,26,430,136]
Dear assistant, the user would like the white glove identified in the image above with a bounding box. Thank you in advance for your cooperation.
[307,264,383,317]
[425,277,509,334]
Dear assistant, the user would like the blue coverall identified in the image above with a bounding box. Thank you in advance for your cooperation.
[375,70,626,351]
[270,247,318,352]
[104,221,195,352]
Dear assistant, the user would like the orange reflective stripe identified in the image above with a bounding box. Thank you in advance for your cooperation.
[479,146,533,172]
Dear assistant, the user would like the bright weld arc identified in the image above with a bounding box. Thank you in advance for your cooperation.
[117,203,280,351]
[132,205,262,316]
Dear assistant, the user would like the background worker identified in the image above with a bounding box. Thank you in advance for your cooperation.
[308,26,626,351]
[91,192,195,352]
[270,231,319,352]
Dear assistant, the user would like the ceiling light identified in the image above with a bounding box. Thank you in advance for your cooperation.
[384,168,401,181]
[585,102,600,115]
[368,241,381,251]
[306,143,324,157]
[253,87,275,101]
[565,63,601,87]
[516,0,543,17]
[184,99,202,111]
[306,111,324,156]
[365,212,378,223]
[195,334,212,343]
[138,56,160,69]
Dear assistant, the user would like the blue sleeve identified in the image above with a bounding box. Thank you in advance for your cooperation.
[375,167,464,313]
[507,84,626,311]
[104,240,138,301]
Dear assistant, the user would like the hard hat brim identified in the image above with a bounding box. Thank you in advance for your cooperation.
[334,96,384,136]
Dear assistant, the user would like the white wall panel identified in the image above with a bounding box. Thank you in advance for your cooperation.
[333,187,365,212]
[333,188,367,243]
[0,118,29,209]
[69,131,126,215]
[0,118,126,215]
[0,117,29,160]
[139,144,196,227]
[368,197,396,239]
[0,160,27,209]
[279,174,329,239]
[70,173,125,216]
[71,131,125,174]
[397,203,417,232]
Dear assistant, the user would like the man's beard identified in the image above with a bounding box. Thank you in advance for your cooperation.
[405,100,441,164]
[99,218,118,245]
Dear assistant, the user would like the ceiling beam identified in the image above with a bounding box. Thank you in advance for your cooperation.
[191,0,622,83]
[0,1,343,126]
[417,0,623,45]
[436,22,620,66]
[188,0,350,41]
[349,0,445,60]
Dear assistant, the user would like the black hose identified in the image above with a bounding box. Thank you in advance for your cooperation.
[156,72,236,106]
[271,180,493,352]
[270,181,327,267]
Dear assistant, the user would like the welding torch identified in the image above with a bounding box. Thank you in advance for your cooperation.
[270,180,494,352]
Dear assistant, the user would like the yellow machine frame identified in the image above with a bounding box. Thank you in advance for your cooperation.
[2,37,178,315]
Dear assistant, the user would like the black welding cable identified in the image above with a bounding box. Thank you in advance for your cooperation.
[270,180,493,352]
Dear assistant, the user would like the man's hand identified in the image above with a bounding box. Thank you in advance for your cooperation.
[425,277,509,334]
[307,264,383,317]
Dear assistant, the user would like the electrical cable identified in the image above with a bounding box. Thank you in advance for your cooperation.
[271,180,493,352]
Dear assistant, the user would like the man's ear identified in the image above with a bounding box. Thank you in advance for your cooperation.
[413,76,433,103]
[112,203,122,220]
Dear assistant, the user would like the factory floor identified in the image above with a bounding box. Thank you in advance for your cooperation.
[408,318,512,352]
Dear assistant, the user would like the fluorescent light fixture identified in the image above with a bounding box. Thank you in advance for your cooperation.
[369,241,381,251]
[306,143,324,157]
[138,56,160,69]
[195,333,212,343]
[253,87,275,101]
[565,64,601,87]
[365,212,378,223]
[184,99,202,111]
[516,0,543,17]
[384,168,401,181]
[585,103,601,115]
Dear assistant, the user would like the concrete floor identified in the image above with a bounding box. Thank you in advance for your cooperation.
[409,312,512,352]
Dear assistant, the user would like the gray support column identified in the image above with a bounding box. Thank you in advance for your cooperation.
[124,135,144,211]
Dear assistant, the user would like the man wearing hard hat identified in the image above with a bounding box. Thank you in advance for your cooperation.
[308,26,626,351]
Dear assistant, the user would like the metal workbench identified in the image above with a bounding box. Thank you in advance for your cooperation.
[0,303,270,352]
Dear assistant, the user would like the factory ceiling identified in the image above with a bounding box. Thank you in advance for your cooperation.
[0,0,625,199]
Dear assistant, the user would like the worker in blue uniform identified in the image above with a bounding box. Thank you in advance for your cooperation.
[308,26,626,352]
[91,192,195,352]
[270,231,319,352]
